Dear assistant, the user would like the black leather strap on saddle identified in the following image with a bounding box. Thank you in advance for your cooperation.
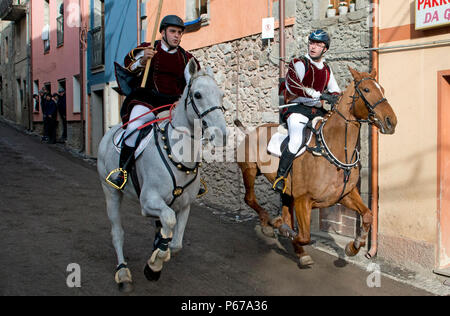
[126,125,154,199]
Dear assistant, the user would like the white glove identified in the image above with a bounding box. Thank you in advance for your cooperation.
[304,87,321,99]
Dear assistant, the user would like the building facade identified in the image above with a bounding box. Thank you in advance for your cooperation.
[0,0,31,129]
[378,0,450,272]
[86,0,139,157]
[30,0,90,149]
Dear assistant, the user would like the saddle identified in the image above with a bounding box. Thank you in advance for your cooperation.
[267,117,323,158]
[114,125,154,197]
[114,125,154,159]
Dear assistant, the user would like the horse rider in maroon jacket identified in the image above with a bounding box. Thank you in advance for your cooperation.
[273,30,341,194]
[107,15,200,190]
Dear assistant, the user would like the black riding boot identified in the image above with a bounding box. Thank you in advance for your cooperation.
[272,148,297,194]
[106,144,135,190]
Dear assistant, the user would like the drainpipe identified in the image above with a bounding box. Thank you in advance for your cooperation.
[366,0,379,259]
[279,0,286,79]
[79,0,86,153]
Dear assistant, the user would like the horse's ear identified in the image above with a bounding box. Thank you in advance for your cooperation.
[185,59,198,83]
[348,66,361,81]
[205,66,215,78]
[370,68,377,79]
[188,59,198,77]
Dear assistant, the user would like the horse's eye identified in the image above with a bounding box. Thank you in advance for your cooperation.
[363,88,370,93]
[194,92,202,99]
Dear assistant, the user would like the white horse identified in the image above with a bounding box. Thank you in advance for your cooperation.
[97,59,227,292]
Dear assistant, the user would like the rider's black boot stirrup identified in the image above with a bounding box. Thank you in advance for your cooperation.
[273,148,296,194]
[106,144,136,190]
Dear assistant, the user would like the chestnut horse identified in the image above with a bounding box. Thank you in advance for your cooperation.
[235,67,397,267]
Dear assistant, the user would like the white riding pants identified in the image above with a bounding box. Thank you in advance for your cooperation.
[287,113,309,154]
[124,104,156,147]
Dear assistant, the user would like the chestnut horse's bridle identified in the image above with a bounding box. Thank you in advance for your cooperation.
[308,76,387,202]
[351,77,387,124]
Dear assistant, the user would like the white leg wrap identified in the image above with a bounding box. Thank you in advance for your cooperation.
[147,231,173,272]
[115,267,132,284]
[147,248,171,272]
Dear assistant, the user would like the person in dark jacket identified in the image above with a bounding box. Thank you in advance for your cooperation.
[40,88,49,142]
[43,93,58,144]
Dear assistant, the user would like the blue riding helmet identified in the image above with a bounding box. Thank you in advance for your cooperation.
[308,30,330,49]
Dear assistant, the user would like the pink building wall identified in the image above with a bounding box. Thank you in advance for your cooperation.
[31,0,87,122]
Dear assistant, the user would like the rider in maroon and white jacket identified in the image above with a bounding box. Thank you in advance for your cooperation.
[107,15,200,190]
[273,30,341,194]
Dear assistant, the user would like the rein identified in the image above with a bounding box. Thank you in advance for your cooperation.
[169,74,225,139]
[154,73,223,206]
[113,103,175,149]
[308,76,385,202]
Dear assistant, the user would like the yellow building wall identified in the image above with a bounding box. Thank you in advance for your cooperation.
[379,42,450,244]
[380,0,415,29]
[378,0,450,267]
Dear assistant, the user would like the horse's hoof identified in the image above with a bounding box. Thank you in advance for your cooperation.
[270,216,283,228]
[144,264,161,282]
[261,225,275,238]
[299,255,315,267]
[118,281,134,293]
[345,241,359,257]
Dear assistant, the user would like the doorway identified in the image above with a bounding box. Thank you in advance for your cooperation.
[90,89,104,157]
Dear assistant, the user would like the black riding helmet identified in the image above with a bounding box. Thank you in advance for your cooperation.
[159,15,185,32]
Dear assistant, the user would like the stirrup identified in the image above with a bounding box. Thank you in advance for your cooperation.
[106,168,128,190]
[197,178,208,198]
[272,176,287,194]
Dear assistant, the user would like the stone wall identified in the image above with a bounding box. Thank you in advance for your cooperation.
[0,17,31,128]
[0,21,16,123]
[193,28,295,220]
[193,0,373,226]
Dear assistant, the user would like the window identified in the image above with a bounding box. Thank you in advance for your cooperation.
[91,0,105,69]
[15,22,21,53]
[73,75,81,113]
[139,0,147,44]
[185,0,209,28]
[44,83,52,95]
[43,0,50,53]
[33,80,39,112]
[326,0,356,18]
[58,79,66,93]
[5,36,9,63]
[17,79,23,110]
[57,1,64,46]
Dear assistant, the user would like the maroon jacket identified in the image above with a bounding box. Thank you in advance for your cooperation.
[285,57,331,99]
[124,41,199,96]
[120,41,200,124]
